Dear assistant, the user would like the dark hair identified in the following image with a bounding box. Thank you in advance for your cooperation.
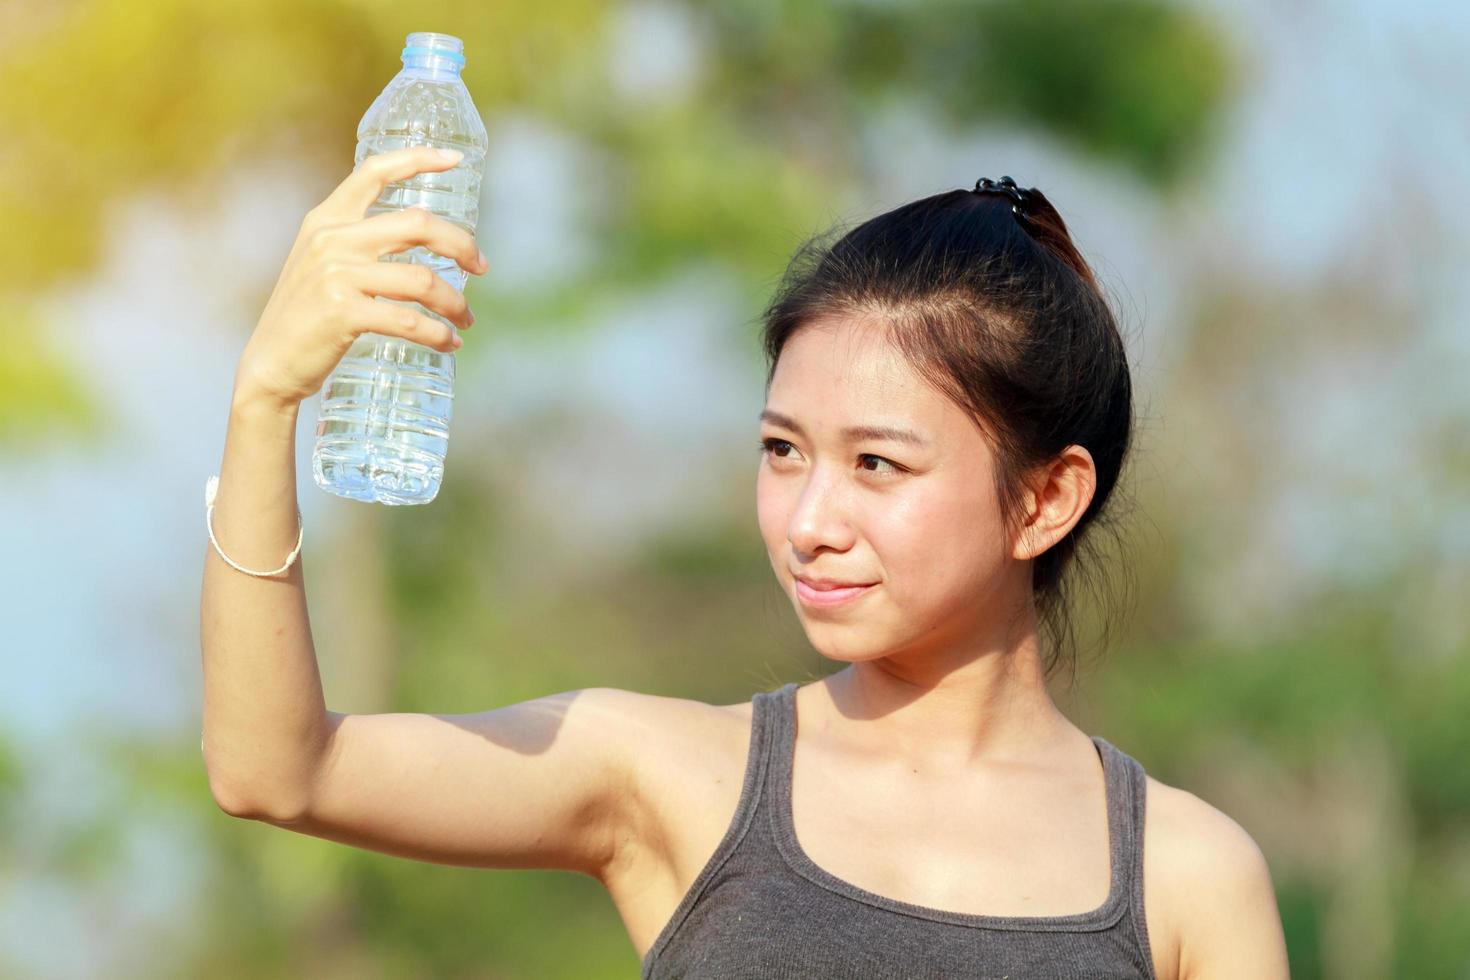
[759,185,1139,687]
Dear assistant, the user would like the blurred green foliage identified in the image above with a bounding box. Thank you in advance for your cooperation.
[966,0,1237,185]
[0,304,107,449]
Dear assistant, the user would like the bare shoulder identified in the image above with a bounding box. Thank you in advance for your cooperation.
[1143,774,1274,895]
[613,689,753,800]
[585,686,752,816]
[1141,773,1291,980]
[567,686,750,741]
[594,688,754,893]
[596,687,750,755]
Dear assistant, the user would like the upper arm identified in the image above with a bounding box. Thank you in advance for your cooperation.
[255,687,654,880]
[1167,790,1291,980]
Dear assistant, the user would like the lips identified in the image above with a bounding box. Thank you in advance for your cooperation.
[794,575,876,591]
[793,574,877,608]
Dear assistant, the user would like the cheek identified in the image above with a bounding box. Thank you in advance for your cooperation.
[878,487,1003,594]
[754,469,787,549]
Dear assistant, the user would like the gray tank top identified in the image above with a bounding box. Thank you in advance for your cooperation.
[641,682,1157,979]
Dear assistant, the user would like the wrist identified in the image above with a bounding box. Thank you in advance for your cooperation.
[230,384,302,423]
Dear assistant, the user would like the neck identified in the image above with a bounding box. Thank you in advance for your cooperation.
[815,613,1073,772]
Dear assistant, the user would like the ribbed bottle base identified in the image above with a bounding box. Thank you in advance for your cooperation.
[312,438,444,505]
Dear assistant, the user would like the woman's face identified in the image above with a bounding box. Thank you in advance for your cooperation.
[756,314,1029,668]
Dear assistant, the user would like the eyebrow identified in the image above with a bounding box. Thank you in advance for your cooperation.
[759,410,931,448]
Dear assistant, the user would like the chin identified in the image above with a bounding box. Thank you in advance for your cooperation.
[800,626,894,664]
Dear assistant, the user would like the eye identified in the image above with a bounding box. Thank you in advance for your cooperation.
[759,437,796,460]
[858,453,902,475]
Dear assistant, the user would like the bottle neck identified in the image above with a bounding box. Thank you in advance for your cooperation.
[401,54,463,81]
[400,35,465,81]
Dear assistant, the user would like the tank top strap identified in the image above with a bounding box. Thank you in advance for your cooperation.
[1093,735,1155,966]
[715,683,783,844]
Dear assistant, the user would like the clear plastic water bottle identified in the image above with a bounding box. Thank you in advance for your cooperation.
[312,31,488,506]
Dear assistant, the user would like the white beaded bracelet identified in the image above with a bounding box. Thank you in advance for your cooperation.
[204,475,303,578]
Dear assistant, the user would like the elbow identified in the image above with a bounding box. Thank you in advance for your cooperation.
[207,770,309,823]
[211,788,261,820]
[201,733,318,823]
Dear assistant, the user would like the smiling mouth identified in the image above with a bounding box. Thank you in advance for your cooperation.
[792,572,878,590]
[793,578,876,607]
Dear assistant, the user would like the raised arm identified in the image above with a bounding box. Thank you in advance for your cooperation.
[200,145,479,817]
[199,147,652,883]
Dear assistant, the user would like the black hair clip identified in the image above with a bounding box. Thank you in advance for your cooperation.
[973,176,1040,221]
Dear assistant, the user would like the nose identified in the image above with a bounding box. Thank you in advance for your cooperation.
[786,466,858,558]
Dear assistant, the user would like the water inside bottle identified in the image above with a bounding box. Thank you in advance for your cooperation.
[312,324,455,505]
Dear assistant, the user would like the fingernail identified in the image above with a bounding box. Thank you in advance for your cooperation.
[437,148,463,163]
[467,310,476,326]
[476,249,488,271]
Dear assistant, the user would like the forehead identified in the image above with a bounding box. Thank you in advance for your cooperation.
[766,315,936,422]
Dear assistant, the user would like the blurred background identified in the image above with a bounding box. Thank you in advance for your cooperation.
[2,0,1467,976]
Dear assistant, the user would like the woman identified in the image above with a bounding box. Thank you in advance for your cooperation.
[201,146,1290,979]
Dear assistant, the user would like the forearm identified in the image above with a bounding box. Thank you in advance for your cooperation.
[199,386,331,818]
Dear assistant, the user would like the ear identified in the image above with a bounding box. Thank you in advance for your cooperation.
[1011,445,1097,561]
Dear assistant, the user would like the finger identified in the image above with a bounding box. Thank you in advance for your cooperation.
[335,207,484,278]
[342,295,462,354]
[317,145,465,223]
[340,260,473,330]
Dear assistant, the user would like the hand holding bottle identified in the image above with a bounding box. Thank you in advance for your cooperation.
[233,145,488,412]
